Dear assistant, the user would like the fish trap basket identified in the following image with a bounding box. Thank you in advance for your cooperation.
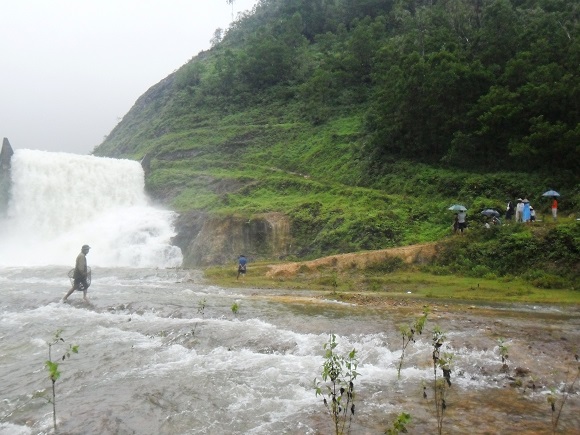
[67,267,92,290]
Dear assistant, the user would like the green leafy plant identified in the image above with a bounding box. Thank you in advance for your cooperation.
[497,338,509,372]
[191,298,207,336]
[45,329,79,432]
[397,306,429,379]
[547,353,580,434]
[385,412,412,434]
[231,301,239,316]
[197,298,207,316]
[431,326,453,435]
[314,333,359,435]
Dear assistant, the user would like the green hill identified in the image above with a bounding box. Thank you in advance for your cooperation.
[93,0,579,285]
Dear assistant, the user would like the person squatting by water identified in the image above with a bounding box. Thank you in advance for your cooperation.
[237,254,247,280]
[62,245,91,302]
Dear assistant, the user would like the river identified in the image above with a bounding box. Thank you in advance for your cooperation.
[1,266,579,434]
[0,150,578,434]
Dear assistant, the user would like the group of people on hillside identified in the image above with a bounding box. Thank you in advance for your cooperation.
[506,198,535,223]
[506,197,558,223]
[452,196,558,234]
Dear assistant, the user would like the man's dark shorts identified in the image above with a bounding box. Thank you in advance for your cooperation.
[74,277,89,291]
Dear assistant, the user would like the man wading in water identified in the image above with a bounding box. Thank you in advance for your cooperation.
[62,245,91,302]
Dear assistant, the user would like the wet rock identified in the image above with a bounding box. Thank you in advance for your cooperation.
[525,380,538,390]
[514,367,531,377]
[509,379,524,388]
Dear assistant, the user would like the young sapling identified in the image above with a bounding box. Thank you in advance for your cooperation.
[45,329,79,432]
[397,306,429,379]
[314,333,359,435]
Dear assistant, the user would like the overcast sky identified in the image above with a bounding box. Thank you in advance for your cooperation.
[0,0,258,155]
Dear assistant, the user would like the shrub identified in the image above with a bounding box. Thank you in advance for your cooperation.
[367,257,405,273]
[470,265,491,278]
[524,271,570,289]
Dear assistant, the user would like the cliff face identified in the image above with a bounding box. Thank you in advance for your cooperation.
[172,211,292,267]
[0,138,14,216]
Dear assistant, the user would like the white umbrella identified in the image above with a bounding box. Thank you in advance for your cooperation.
[542,190,560,197]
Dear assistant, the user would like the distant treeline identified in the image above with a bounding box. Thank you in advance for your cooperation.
[168,0,578,175]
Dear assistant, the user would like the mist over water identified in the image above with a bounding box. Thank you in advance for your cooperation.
[0,149,182,267]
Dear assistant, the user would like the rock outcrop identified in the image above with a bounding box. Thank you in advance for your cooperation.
[173,211,292,267]
[0,138,14,216]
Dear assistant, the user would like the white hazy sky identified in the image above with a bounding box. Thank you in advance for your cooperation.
[0,0,258,154]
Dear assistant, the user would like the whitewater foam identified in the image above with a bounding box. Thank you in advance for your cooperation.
[0,149,182,267]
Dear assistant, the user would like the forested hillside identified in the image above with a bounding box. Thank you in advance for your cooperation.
[94,0,579,263]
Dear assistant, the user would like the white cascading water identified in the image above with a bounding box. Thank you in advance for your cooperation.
[0,149,182,267]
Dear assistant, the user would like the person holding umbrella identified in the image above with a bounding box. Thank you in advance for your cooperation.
[481,209,501,227]
[542,190,560,221]
[448,205,467,234]
[457,210,467,234]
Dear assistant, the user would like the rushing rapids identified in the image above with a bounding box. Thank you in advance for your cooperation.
[0,268,579,434]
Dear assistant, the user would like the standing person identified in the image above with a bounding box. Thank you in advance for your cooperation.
[552,197,558,221]
[530,206,536,222]
[505,200,515,221]
[457,210,467,234]
[237,254,247,280]
[515,198,524,222]
[523,199,531,222]
[62,245,91,302]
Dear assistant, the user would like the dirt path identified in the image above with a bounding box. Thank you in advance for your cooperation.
[266,242,438,278]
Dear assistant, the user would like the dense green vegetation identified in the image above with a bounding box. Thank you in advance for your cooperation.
[94,0,578,281]
[430,220,579,289]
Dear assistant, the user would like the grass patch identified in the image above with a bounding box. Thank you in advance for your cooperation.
[203,264,580,305]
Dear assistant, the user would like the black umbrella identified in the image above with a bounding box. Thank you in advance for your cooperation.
[481,209,500,217]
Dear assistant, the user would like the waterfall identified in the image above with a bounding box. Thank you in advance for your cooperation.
[0,149,183,267]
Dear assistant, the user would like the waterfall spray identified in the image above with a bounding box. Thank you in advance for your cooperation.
[0,149,182,267]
